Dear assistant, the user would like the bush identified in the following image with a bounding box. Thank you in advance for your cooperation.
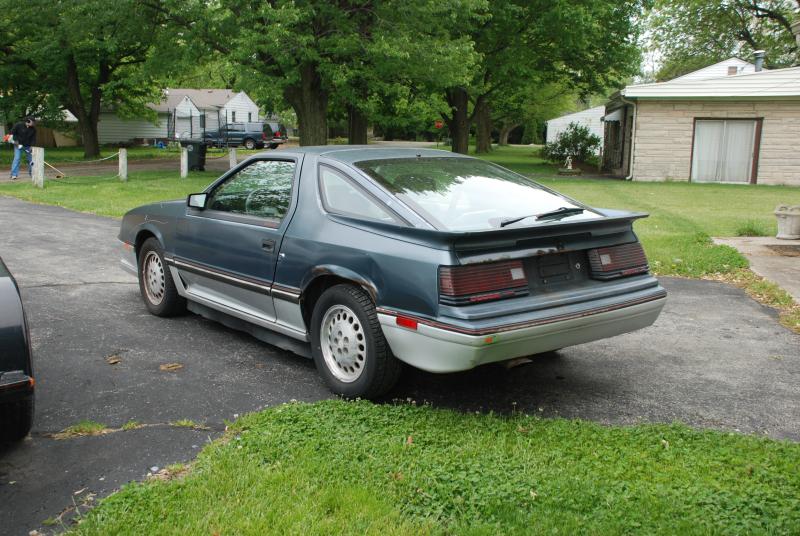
[542,122,601,165]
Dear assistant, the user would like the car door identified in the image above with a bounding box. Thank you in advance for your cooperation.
[174,157,300,323]
[225,123,245,146]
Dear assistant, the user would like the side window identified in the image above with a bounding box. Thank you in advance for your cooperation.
[207,160,295,223]
[319,166,397,223]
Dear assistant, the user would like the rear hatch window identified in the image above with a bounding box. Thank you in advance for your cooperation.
[355,157,600,231]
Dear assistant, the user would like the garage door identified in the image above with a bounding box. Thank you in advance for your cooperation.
[691,119,758,183]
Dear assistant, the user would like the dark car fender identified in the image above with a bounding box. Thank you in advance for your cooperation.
[131,222,169,256]
[0,261,34,403]
[301,264,381,305]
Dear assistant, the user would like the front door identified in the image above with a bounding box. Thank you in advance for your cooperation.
[174,158,299,322]
[691,119,758,183]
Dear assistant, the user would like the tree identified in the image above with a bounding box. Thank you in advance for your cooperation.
[157,0,481,146]
[442,0,646,155]
[648,0,800,81]
[491,80,578,146]
[2,0,167,157]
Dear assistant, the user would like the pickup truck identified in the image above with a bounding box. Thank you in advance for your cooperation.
[203,121,288,150]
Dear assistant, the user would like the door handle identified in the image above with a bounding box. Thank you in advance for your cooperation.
[261,238,275,252]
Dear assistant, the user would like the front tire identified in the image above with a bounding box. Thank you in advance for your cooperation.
[138,238,186,317]
[0,395,34,442]
[310,285,401,399]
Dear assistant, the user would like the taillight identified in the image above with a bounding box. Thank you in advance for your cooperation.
[587,242,649,280]
[261,132,267,140]
[439,260,529,305]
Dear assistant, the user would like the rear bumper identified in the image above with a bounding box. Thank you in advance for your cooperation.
[378,290,666,373]
[0,370,34,404]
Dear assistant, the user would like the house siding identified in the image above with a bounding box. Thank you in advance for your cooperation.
[97,112,168,144]
[546,105,605,151]
[632,100,800,186]
[223,93,260,124]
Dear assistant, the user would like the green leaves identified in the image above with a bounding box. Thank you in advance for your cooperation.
[647,0,799,80]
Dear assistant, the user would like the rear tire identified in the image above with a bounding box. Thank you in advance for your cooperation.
[0,395,34,442]
[244,138,256,150]
[310,285,401,399]
[138,238,186,317]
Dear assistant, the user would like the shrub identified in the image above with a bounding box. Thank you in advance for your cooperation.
[542,122,601,165]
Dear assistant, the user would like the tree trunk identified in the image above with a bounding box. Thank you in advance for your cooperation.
[347,105,368,145]
[498,123,519,146]
[474,96,492,154]
[445,87,470,154]
[64,54,101,158]
[285,64,328,146]
[79,121,100,158]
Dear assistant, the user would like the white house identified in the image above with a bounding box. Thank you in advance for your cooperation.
[666,57,761,82]
[545,105,606,152]
[602,57,800,186]
[96,89,263,144]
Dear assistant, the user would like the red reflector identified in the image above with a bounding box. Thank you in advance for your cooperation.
[396,316,418,330]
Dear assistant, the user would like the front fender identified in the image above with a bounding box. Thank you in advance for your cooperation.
[133,222,168,253]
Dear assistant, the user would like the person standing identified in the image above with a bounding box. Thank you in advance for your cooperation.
[9,117,36,180]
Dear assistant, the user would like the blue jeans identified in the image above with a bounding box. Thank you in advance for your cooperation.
[11,145,33,178]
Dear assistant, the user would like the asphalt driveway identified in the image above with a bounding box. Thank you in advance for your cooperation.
[0,196,798,534]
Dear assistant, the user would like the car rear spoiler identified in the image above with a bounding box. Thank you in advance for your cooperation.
[329,210,649,264]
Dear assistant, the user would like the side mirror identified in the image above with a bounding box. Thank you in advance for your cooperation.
[188,193,208,209]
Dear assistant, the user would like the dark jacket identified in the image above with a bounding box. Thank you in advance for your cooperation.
[10,122,36,147]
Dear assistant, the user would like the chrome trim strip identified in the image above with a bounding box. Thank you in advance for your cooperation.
[168,257,272,295]
[271,284,301,304]
[186,290,308,342]
[377,290,668,336]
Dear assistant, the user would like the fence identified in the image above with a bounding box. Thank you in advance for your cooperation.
[17,145,241,188]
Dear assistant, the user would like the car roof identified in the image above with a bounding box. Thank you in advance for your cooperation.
[251,145,467,164]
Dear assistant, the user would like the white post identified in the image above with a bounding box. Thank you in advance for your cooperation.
[229,147,237,169]
[118,148,128,181]
[32,147,45,188]
[180,147,188,178]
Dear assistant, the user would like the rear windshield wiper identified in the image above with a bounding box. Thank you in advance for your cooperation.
[499,207,584,227]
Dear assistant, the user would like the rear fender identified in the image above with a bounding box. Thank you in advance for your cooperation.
[301,265,379,304]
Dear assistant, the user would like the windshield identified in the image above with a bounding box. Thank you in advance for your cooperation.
[355,157,600,231]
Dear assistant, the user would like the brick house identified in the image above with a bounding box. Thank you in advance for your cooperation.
[602,58,800,186]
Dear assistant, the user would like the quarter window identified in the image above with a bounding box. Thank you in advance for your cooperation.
[319,166,397,223]
[207,160,295,223]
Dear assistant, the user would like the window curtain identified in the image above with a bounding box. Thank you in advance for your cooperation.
[691,120,755,183]
[720,121,755,182]
[692,121,724,182]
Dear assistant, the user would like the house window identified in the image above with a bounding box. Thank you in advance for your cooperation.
[231,111,236,122]
[691,119,761,183]
[199,114,206,128]
[248,112,252,122]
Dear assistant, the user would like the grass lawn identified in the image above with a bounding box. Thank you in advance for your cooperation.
[70,400,800,535]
